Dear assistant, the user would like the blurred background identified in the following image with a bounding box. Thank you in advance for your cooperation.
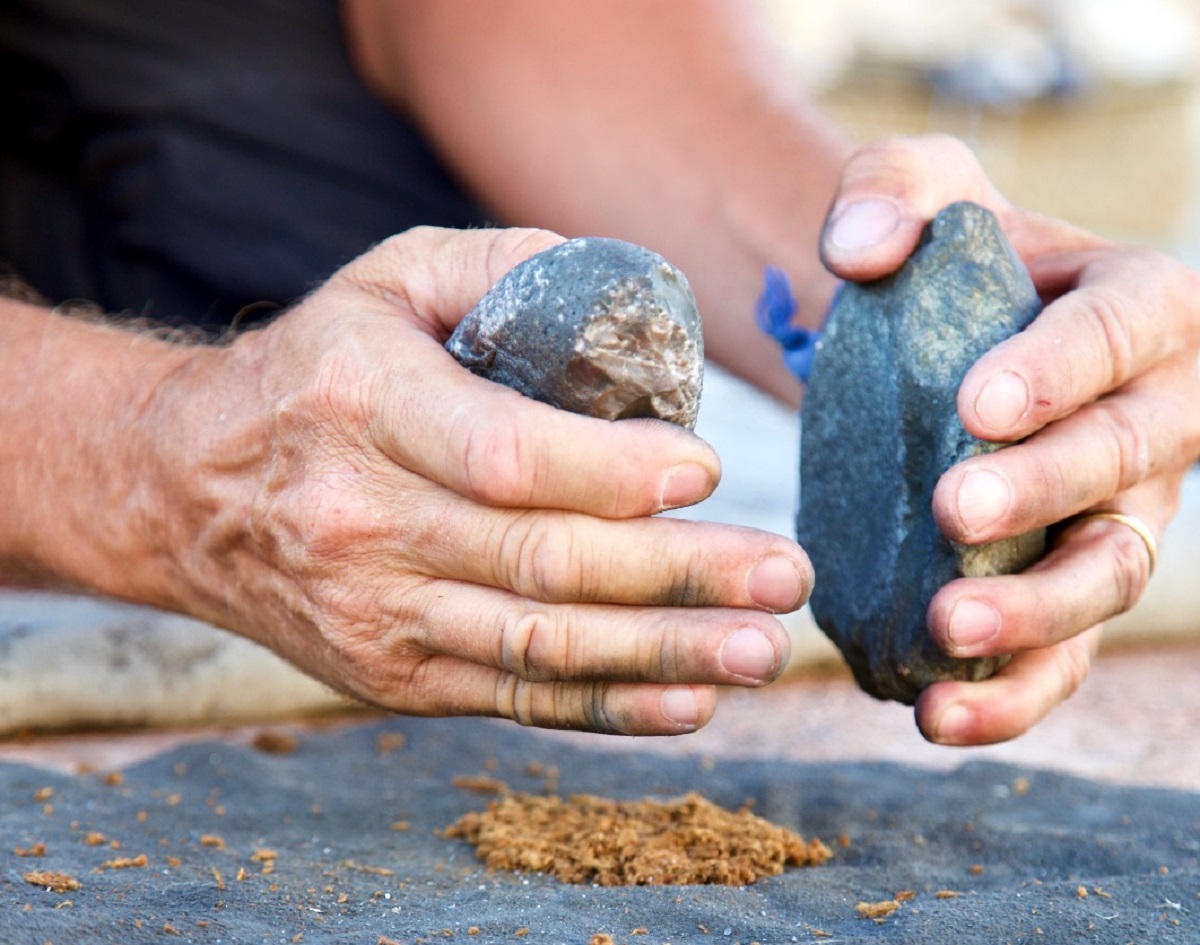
[768,0,1200,251]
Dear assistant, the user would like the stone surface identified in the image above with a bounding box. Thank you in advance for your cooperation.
[799,201,1045,704]
[446,237,703,429]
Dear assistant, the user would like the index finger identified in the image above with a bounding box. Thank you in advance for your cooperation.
[958,246,1200,442]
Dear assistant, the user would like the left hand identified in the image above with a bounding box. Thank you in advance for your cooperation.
[819,134,1200,745]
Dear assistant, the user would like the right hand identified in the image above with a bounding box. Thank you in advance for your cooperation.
[140,227,811,734]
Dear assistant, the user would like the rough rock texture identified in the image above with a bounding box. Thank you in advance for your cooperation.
[799,201,1045,704]
[447,237,703,429]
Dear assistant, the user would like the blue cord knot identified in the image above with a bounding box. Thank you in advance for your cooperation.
[754,266,828,384]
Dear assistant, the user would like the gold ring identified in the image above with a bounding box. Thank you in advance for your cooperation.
[1080,511,1158,578]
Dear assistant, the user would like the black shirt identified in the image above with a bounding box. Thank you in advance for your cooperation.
[0,0,490,329]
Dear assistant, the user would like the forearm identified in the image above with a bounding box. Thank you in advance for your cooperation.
[344,0,850,405]
[0,298,209,604]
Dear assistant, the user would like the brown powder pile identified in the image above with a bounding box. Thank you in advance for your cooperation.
[444,790,832,886]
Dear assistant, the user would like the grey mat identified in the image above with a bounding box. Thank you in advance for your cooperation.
[2,717,1197,944]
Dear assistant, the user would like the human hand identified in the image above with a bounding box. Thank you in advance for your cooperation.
[820,134,1200,745]
[144,227,810,735]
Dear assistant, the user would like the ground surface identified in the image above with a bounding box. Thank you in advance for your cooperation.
[2,643,1197,944]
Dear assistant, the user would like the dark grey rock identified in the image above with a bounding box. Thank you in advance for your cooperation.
[799,201,1046,704]
[447,237,703,429]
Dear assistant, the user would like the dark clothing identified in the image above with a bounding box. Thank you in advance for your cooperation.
[0,0,490,329]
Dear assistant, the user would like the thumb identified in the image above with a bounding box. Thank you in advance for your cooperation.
[333,225,567,339]
[820,134,1010,282]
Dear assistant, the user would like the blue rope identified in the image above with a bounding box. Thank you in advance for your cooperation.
[754,266,828,384]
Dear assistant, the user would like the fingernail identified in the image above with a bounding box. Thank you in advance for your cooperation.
[956,468,1011,535]
[746,555,803,611]
[947,599,1001,653]
[932,704,972,745]
[974,371,1029,433]
[659,463,713,510]
[827,199,901,251]
[720,628,778,681]
[660,686,699,727]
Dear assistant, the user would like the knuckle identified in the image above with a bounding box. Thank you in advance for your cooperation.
[1080,287,1138,388]
[492,676,618,733]
[498,605,566,681]
[490,512,587,601]
[1050,636,1093,704]
[1106,527,1151,614]
[1096,399,1152,489]
[458,412,540,507]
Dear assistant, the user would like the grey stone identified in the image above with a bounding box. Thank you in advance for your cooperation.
[799,201,1046,704]
[447,237,703,429]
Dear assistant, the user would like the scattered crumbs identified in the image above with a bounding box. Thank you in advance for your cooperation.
[54,900,73,910]
[165,793,182,807]
[838,834,851,848]
[200,835,226,850]
[391,821,410,832]
[236,867,248,882]
[252,730,298,755]
[526,762,544,776]
[445,790,832,886]
[75,762,95,776]
[252,849,279,863]
[376,732,407,756]
[808,930,832,938]
[42,805,54,817]
[14,843,46,857]
[969,864,985,876]
[935,890,961,899]
[97,854,149,871]
[337,893,348,904]
[1093,887,1113,899]
[895,890,916,902]
[23,870,80,893]
[1077,885,1089,899]
[166,856,182,868]
[452,775,508,795]
[483,757,499,772]
[856,900,900,922]
[468,928,480,936]
[341,859,394,877]
[1159,866,1170,875]
[291,933,303,944]
[698,923,710,933]
[212,867,226,891]
[173,763,188,777]
[631,929,649,936]
[589,935,616,945]
[1013,777,1030,796]
[214,804,227,816]
[136,811,149,823]
[103,772,124,787]
[377,937,402,945]
[163,922,180,936]
[514,929,530,938]
[33,787,54,802]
